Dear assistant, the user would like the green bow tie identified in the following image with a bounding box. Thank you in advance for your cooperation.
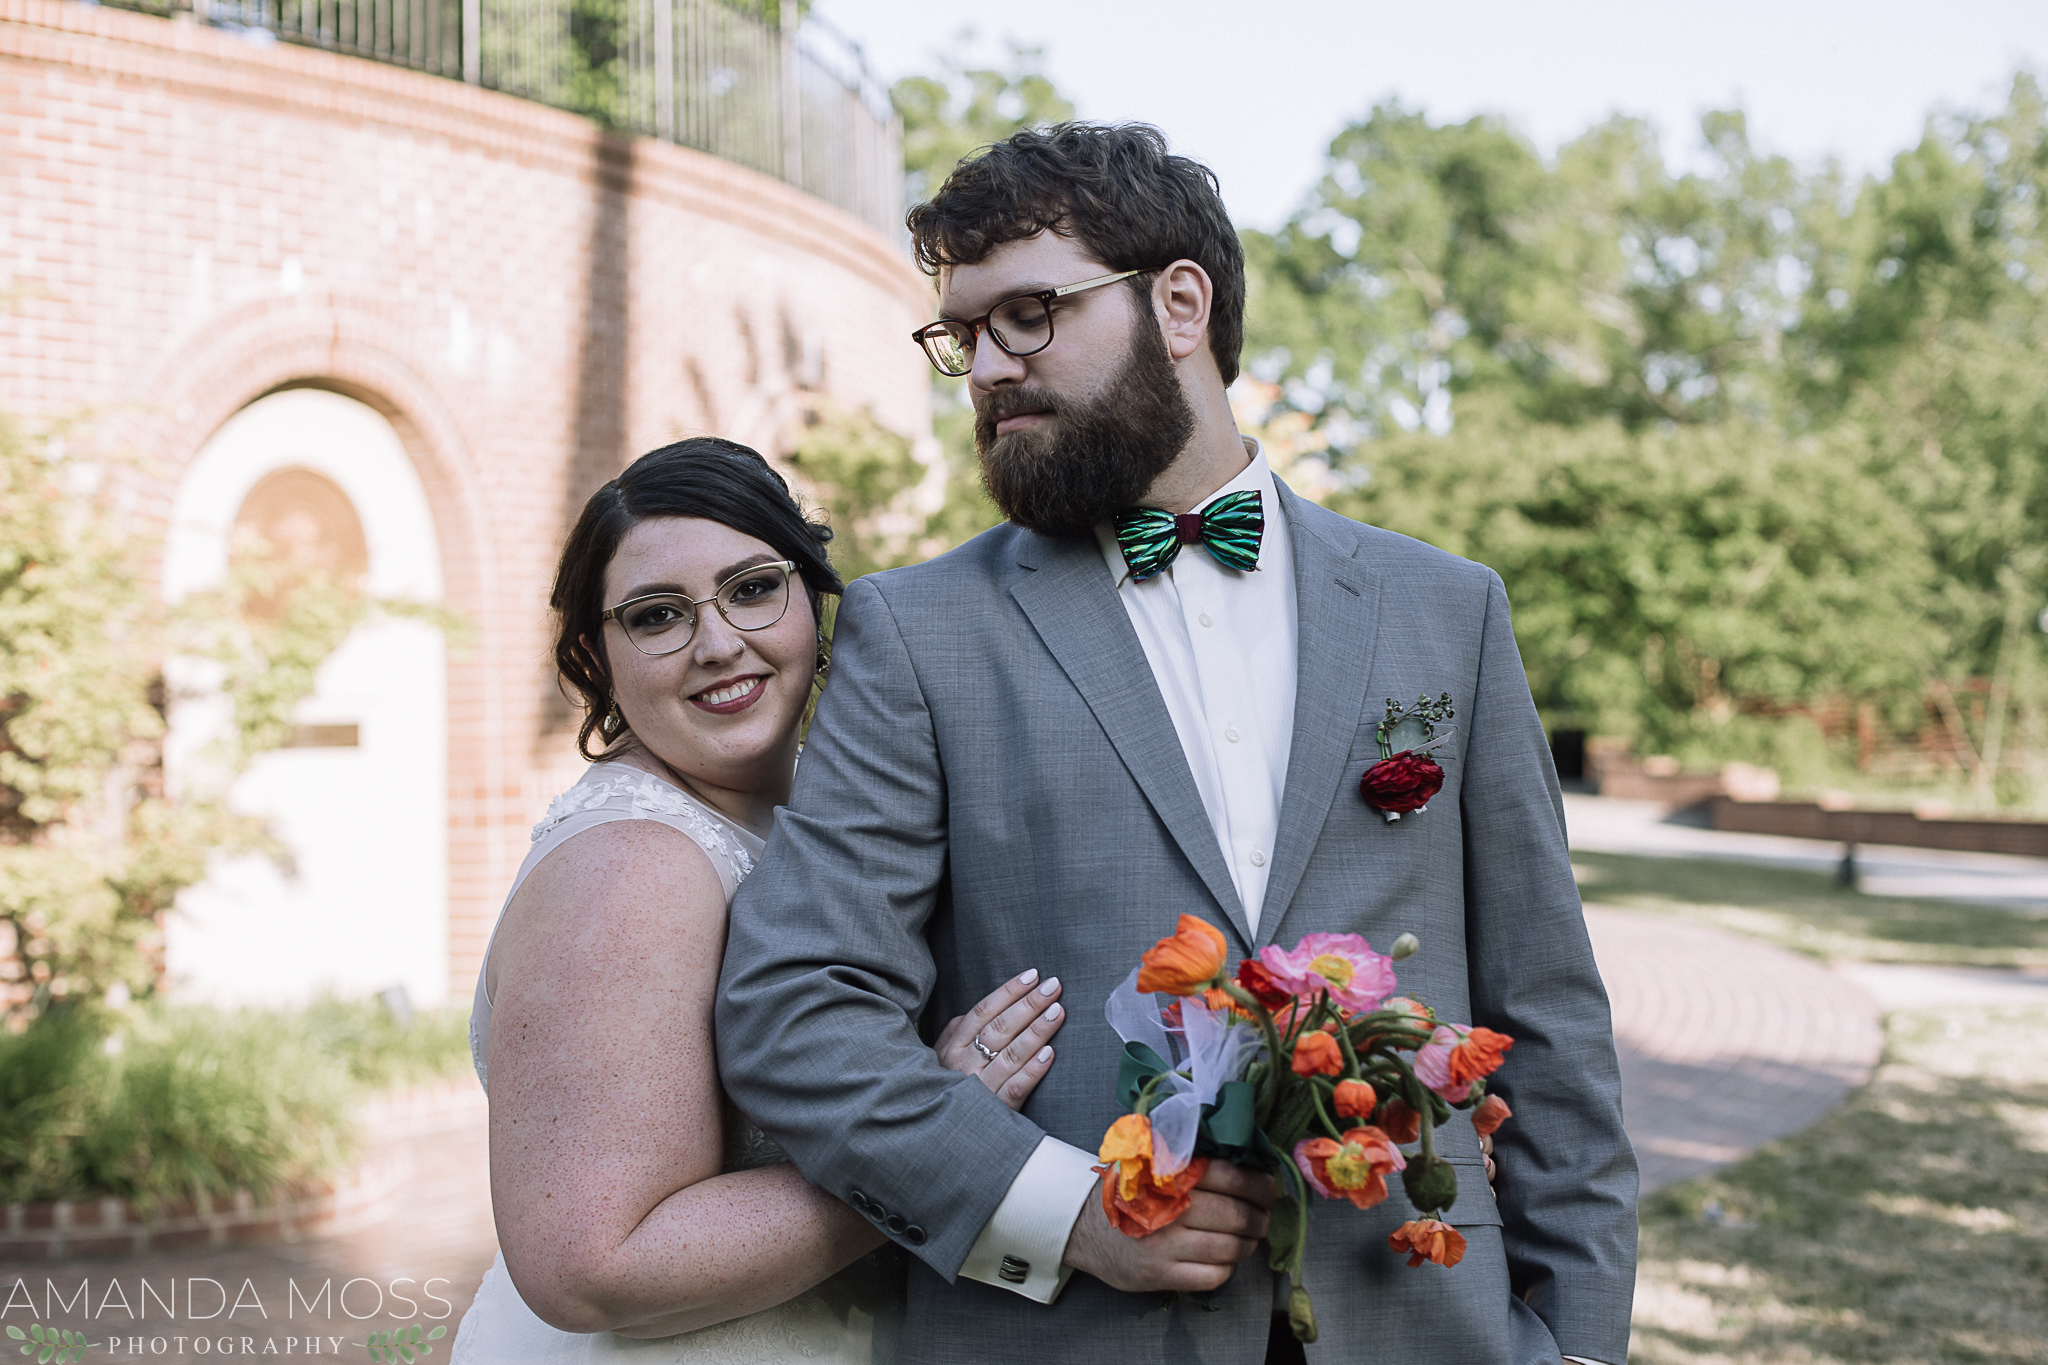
[1113,489,1265,582]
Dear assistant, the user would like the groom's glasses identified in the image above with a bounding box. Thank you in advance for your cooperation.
[601,561,797,657]
[911,269,1151,376]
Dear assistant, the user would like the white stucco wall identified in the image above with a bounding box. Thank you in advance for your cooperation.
[161,388,451,1008]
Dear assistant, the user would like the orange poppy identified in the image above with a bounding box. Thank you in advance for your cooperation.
[1294,1126,1404,1209]
[1448,1027,1514,1086]
[1291,1029,1344,1076]
[1377,1096,1420,1145]
[1136,915,1228,996]
[1333,1078,1377,1119]
[1472,1093,1512,1137]
[1389,1218,1467,1268]
[1094,1114,1208,1237]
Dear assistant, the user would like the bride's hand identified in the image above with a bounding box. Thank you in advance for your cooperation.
[933,968,1066,1111]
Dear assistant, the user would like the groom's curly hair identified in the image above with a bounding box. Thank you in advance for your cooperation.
[907,122,1245,385]
[552,438,843,762]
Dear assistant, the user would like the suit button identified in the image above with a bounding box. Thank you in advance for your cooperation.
[904,1225,927,1246]
[885,1214,907,1235]
[848,1190,871,1213]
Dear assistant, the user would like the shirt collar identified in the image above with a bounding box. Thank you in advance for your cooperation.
[1096,437,1276,586]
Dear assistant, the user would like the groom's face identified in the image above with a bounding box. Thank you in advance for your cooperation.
[939,232,1196,540]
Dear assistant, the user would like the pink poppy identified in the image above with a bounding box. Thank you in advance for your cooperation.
[1257,932,1399,1013]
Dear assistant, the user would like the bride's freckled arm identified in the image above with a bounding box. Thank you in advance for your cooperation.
[484,818,883,1338]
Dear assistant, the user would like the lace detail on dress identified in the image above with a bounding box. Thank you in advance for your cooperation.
[529,767,756,884]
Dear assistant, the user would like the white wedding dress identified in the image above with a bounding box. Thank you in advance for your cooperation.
[453,763,901,1364]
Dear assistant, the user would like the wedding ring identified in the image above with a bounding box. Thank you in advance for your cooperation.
[971,1035,1001,1064]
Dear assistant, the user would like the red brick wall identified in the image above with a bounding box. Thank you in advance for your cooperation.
[0,0,934,995]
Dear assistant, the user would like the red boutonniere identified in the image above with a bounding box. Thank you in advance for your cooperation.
[1361,693,1455,823]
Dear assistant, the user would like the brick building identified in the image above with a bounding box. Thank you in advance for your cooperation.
[0,0,933,1004]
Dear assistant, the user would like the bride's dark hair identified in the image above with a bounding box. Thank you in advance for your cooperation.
[552,437,843,762]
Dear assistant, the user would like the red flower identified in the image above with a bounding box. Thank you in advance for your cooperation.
[1235,957,1295,1011]
[1361,752,1445,814]
[1472,1094,1512,1137]
[1389,1218,1467,1268]
[1333,1079,1377,1120]
[1291,1030,1344,1077]
[1377,1096,1420,1145]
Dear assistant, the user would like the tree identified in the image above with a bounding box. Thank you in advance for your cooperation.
[0,418,370,1030]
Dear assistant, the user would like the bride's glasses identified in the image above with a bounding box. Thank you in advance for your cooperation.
[601,560,797,657]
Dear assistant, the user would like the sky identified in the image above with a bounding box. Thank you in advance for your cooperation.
[810,0,2048,231]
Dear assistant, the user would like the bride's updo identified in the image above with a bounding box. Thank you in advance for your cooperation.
[551,437,843,761]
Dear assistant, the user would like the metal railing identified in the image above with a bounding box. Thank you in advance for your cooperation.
[93,0,905,238]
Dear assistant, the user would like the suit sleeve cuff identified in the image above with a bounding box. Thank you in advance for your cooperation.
[957,1135,1099,1304]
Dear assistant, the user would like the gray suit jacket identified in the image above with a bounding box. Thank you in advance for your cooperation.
[716,485,1638,1364]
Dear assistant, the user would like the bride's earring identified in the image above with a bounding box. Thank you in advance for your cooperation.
[600,702,625,738]
[814,631,830,679]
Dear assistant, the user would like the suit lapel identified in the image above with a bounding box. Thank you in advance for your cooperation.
[1256,488,1383,948]
[1010,532,1252,945]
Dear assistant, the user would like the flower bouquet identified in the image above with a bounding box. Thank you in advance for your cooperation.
[1093,915,1514,1343]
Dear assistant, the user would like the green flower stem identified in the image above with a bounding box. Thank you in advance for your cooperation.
[1308,1083,1346,1141]
[1277,1144,1313,1281]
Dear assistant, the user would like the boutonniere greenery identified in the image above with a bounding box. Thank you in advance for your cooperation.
[1361,693,1455,822]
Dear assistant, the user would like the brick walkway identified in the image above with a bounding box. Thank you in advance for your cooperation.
[1,909,1886,1358]
[1586,905,1884,1191]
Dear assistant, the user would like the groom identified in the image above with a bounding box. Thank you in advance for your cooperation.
[718,123,1636,1364]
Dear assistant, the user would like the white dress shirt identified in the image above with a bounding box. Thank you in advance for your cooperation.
[960,440,1297,1302]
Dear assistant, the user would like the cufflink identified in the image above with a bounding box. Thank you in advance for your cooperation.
[998,1255,1029,1284]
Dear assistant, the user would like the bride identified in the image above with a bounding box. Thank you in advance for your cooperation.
[454,438,1067,1362]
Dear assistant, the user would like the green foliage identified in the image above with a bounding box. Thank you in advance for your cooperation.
[1249,76,2048,796]
[0,997,472,1206]
[0,416,384,1028]
[360,1324,449,1364]
[1329,398,1935,752]
[783,405,927,582]
[6,1324,95,1364]
[894,41,1075,207]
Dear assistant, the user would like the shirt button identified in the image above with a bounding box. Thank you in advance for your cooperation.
[1250,850,1266,867]
[1225,727,1240,743]
[1198,612,1213,627]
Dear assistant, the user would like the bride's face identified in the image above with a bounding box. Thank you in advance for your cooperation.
[595,516,818,795]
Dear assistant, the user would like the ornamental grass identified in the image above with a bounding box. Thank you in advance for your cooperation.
[0,996,470,1209]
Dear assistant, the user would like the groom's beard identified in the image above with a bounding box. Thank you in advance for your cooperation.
[972,311,1197,541]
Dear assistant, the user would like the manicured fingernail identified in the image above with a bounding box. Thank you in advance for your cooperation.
[1045,1003,1064,1021]
[1038,976,1060,996]
[1018,968,1038,986]
[1036,1046,1053,1063]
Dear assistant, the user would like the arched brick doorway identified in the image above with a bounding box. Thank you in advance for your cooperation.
[161,388,452,1007]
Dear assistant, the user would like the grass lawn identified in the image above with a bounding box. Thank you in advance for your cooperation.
[1571,849,2048,968]
[1575,853,2048,1361]
[1630,1004,2048,1363]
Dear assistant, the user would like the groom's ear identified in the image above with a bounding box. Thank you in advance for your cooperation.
[1154,258,1215,368]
